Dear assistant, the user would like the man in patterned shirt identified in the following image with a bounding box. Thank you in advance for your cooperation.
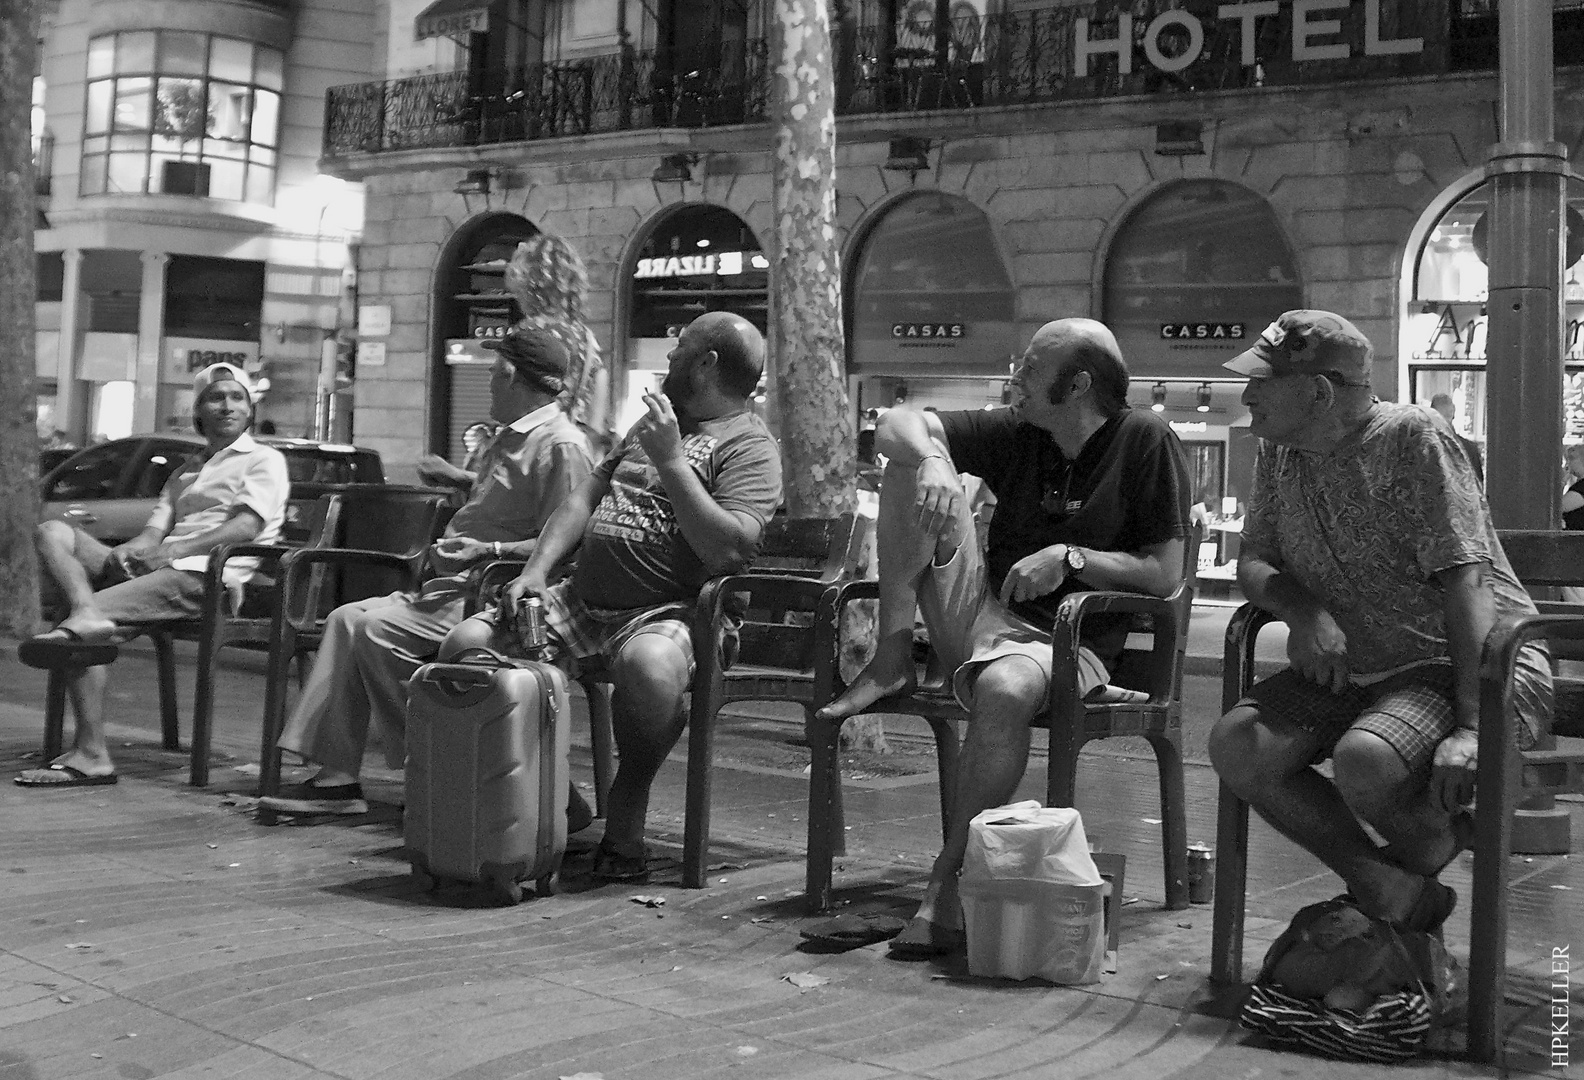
[1208,310,1552,932]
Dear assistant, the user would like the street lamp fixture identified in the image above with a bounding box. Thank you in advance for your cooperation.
[1151,382,1168,412]
[653,153,699,183]
[1197,383,1212,412]
[453,168,493,196]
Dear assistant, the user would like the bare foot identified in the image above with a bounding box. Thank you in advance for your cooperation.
[913,873,963,932]
[53,614,118,643]
[1386,809,1474,877]
[49,749,115,778]
[816,661,917,722]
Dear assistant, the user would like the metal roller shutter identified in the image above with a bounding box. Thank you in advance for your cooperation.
[447,363,493,463]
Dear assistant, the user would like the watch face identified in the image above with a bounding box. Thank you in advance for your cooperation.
[1067,546,1085,572]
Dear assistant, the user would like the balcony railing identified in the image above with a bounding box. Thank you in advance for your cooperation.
[324,40,771,156]
[323,1,1581,158]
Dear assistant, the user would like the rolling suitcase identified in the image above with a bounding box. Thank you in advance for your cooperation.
[404,651,571,905]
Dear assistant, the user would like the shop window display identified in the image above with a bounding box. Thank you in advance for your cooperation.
[1405,176,1584,442]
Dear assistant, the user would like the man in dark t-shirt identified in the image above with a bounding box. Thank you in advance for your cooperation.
[818,318,1191,957]
[441,312,784,883]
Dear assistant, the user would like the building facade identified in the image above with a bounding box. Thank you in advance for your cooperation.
[317,1,1583,509]
[32,0,373,444]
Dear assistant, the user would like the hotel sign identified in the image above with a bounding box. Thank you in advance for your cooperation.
[1074,0,1423,76]
[892,323,965,341]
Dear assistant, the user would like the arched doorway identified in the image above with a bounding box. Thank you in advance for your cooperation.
[1102,179,1301,557]
[430,211,537,461]
[620,204,768,434]
[845,191,1017,417]
[1398,173,1584,446]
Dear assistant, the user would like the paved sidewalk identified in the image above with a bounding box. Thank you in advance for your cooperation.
[1,638,1579,1079]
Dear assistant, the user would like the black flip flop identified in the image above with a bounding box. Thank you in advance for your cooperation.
[590,846,649,883]
[800,913,906,951]
[887,916,966,959]
[14,764,118,788]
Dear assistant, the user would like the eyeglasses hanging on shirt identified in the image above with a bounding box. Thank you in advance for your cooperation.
[1042,469,1087,519]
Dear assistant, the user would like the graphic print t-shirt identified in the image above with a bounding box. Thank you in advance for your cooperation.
[572,411,784,610]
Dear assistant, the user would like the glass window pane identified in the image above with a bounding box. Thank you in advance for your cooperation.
[81,135,109,155]
[249,146,276,169]
[151,132,184,153]
[245,163,275,205]
[207,158,244,200]
[148,152,179,192]
[111,132,148,151]
[85,80,113,134]
[209,37,253,83]
[254,47,284,91]
[161,31,208,76]
[117,31,156,74]
[154,77,207,144]
[113,76,153,131]
[207,82,251,140]
[107,151,147,193]
[86,36,115,79]
[79,153,108,195]
[251,89,279,146]
[203,137,246,160]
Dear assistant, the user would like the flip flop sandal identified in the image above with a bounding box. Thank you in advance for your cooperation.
[800,913,907,951]
[14,764,118,788]
[590,846,650,883]
[887,917,966,959]
[1393,879,1457,935]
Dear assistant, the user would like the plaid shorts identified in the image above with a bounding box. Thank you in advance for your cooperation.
[1240,644,1553,774]
[536,580,696,675]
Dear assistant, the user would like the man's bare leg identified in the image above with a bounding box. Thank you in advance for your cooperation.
[1332,729,1468,879]
[817,460,959,722]
[599,633,692,862]
[898,654,1048,950]
[34,521,116,640]
[1211,708,1436,925]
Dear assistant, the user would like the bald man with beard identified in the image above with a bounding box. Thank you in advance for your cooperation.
[818,318,1192,957]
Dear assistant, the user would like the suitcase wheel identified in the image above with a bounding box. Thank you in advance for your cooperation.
[411,866,436,892]
[535,873,557,898]
[490,877,523,906]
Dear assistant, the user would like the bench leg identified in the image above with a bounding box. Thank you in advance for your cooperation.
[153,632,180,751]
[42,671,67,762]
[1147,730,1191,910]
[582,679,613,818]
[682,684,721,890]
[1210,781,1250,985]
[805,714,844,913]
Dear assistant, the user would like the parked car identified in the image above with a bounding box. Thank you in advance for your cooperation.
[38,447,77,476]
[39,435,385,546]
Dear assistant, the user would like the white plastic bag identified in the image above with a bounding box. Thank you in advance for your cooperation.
[959,801,1107,984]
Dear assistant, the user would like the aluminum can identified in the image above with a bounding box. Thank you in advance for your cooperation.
[516,596,549,654]
[1186,842,1215,904]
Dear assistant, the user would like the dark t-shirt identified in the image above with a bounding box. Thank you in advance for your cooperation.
[572,411,784,610]
[1566,478,1584,532]
[938,406,1191,660]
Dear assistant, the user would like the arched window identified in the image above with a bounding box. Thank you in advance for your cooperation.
[847,192,1016,377]
[1104,180,1301,380]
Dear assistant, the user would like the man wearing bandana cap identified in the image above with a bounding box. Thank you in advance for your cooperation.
[18,363,289,787]
[1209,309,1551,935]
[262,326,592,817]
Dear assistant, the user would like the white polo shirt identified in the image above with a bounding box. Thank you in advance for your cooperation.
[145,431,290,585]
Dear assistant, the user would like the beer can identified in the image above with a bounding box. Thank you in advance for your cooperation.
[1186,842,1215,904]
[516,596,549,653]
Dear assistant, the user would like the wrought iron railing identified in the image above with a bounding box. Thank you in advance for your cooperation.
[324,39,771,155]
[322,2,1582,158]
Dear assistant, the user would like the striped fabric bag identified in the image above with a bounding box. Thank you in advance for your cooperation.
[1241,983,1434,1063]
[1239,895,1460,1063]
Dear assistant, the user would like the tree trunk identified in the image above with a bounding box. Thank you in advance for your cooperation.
[772,1,884,751]
[770,0,853,519]
[0,0,41,639]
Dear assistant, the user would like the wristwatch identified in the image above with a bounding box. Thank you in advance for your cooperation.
[1064,545,1086,575]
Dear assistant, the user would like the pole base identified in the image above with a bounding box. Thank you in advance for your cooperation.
[1510,806,1573,854]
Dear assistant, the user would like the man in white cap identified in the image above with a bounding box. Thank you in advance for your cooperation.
[259,326,592,817]
[19,363,290,787]
[1209,309,1551,933]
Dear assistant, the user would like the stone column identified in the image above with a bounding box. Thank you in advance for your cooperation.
[134,251,170,433]
[54,248,84,437]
